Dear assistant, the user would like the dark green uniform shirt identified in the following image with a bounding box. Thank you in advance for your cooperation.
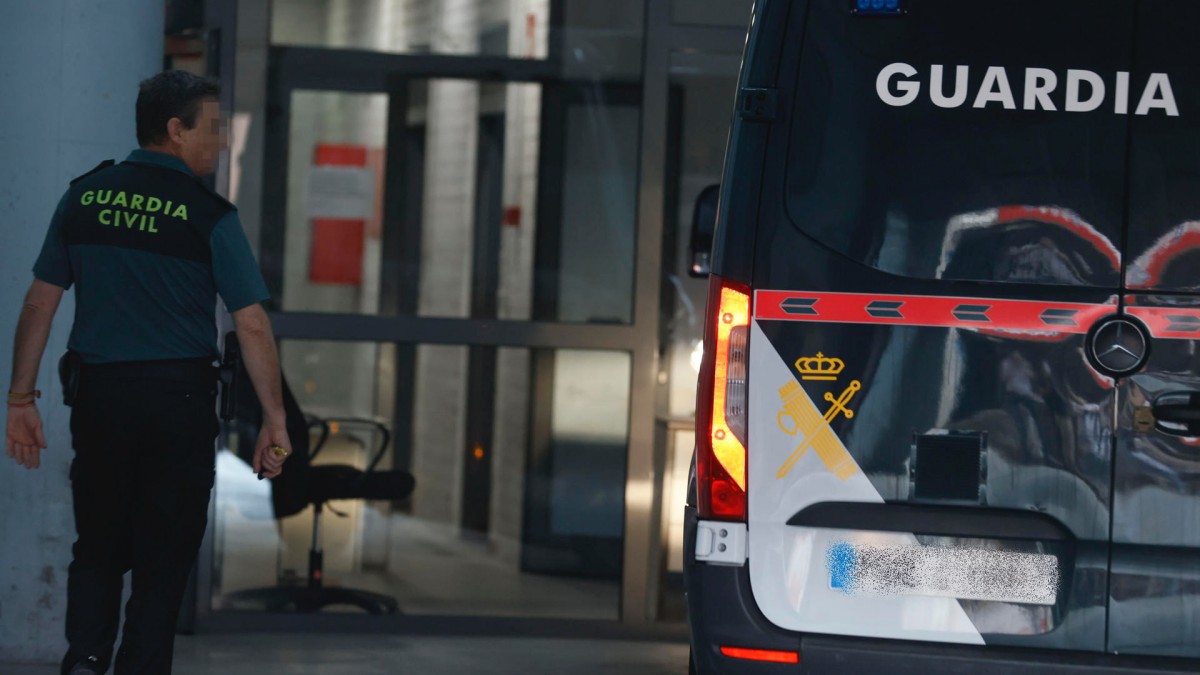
[33,149,269,364]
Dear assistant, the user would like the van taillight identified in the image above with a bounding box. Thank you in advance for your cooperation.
[720,646,800,664]
[696,275,750,521]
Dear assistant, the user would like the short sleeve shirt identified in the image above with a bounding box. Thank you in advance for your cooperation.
[33,149,270,364]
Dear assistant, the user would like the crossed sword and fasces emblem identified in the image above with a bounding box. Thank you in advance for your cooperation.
[776,379,861,480]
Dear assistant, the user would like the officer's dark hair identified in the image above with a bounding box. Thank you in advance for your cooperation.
[135,70,221,147]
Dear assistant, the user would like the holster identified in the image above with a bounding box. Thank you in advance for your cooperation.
[219,331,242,422]
[58,350,82,407]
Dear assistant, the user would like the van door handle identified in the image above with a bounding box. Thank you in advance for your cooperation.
[1149,392,1200,436]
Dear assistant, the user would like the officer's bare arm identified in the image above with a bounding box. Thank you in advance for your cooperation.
[231,303,286,425]
[9,280,65,394]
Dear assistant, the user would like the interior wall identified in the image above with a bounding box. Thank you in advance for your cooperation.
[0,0,164,662]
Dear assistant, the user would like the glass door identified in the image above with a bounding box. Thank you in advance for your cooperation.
[211,2,659,620]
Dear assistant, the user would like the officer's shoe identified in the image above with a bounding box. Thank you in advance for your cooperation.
[67,655,102,674]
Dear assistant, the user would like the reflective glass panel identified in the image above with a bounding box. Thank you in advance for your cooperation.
[275,79,640,323]
[211,340,630,618]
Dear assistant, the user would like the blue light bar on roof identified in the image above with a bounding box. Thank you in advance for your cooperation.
[852,0,906,16]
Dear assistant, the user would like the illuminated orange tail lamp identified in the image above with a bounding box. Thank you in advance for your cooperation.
[696,275,751,521]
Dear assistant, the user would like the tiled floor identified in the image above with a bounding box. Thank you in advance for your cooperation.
[3,634,690,674]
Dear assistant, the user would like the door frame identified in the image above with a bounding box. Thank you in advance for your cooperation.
[244,8,671,625]
[198,0,757,631]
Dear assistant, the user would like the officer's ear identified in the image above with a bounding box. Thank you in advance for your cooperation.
[165,116,189,145]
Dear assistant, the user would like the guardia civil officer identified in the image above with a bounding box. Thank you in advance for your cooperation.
[5,71,292,674]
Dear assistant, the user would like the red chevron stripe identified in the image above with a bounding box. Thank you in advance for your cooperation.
[1127,306,1200,340]
[755,290,1117,335]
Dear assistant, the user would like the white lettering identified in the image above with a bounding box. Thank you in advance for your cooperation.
[973,67,1017,109]
[876,62,920,107]
[1136,73,1179,116]
[1066,70,1105,112]
[1115,71,1130,115]
[1023,68,1057,111]
[930,64,969,108]
[874,64,1181,117]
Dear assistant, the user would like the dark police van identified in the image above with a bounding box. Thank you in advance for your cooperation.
[685,1,1200,673]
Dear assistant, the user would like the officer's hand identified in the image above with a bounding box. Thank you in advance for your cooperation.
[252,421,292,480]
[5,405,48,470]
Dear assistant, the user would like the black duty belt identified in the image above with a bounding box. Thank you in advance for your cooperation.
[79,357,218,386]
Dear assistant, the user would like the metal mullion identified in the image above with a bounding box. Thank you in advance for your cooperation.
[269,312,641,352]
[260,48,290,307]
[381,77,417,477]
[532,84,565,321]
[622,0,673,624]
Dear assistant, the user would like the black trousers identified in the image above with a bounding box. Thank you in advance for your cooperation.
[60,360,218,675]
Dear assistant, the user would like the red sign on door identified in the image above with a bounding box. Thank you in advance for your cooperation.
[308,144,369,285]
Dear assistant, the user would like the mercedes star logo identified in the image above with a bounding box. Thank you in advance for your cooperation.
[1089,316,1149,377]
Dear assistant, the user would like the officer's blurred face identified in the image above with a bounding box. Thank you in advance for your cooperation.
[174,98,226,176]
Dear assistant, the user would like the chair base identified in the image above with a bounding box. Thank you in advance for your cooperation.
[221,585,400,615]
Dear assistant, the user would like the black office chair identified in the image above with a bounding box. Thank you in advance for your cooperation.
[219,335,415,615]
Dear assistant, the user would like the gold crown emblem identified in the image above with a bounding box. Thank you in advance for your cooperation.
[794,352,844,381]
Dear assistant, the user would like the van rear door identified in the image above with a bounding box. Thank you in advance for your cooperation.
[1110,3,1200,658]
[745,0,1140,651]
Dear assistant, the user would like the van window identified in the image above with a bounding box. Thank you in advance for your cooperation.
[784,1,1134,287]
[1126,6,1200,292]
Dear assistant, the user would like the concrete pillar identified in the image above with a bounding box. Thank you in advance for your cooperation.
[410,1,481,529]
[0,0,163,663]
